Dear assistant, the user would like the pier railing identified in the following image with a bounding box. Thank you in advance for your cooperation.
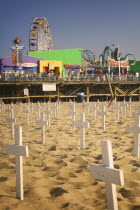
[0,73,139,82]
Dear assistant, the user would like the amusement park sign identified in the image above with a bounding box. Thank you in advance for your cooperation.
[108,59,129,67]
[22,63,37,68]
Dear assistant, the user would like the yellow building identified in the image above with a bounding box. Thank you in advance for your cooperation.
[38,60,62,76]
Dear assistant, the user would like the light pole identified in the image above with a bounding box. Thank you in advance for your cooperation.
[118,44,121,81]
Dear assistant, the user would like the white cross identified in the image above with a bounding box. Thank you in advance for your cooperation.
[54,103,58,118]
[5,126,29,200]
[82,102,90,114]
[5,105,13,118]
[73,113,89,149]
[37,102,41,118]
[112,102,121,122]
[90,140,124,210]
[69,101,74,111]
[68,103,77,129]
[36,112,48,144]
[56,100,61,111]
[97,105,108,131]
[23,105,30,125]
[133,106,140,118]
[7,109,16,139]
[19,102,23,112]
[127,98,132,112]
[0,102,5,114]
[121,100,128,115]
[126,115,140,157]
[43,102,47,111]
[29,102,34,112]
[97,99,100,108]
[44,105,52,126]
[91,102,98,120]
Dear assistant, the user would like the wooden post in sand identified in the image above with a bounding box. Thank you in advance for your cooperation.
[89,140,124,210]
[97,105,108,131]
[126,115,140,157]
[36,112,48,144]
[6,109,16,139]
[73,113,89,149]
[5,126,29,200]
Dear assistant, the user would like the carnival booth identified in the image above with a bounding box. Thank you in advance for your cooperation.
[64,64,81,80]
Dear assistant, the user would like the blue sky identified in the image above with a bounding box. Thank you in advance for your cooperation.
[1,0,140,60]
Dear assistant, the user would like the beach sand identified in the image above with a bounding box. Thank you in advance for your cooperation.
[0,101,140,210]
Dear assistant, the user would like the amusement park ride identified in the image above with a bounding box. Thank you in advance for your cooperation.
[0,16,139,103]
[29,17,53,52]
[82,46,136,76]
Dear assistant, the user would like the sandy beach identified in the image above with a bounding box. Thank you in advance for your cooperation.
[0,101,140,210]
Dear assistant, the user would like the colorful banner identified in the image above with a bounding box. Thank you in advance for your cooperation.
[64,64,81,69]
[108,59,129,67]
[12,52,17,64]
[12,52,23,64]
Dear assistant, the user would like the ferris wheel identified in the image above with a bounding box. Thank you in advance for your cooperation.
[29,17,53,52]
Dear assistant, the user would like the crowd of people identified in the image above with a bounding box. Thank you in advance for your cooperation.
[0,71,139,82]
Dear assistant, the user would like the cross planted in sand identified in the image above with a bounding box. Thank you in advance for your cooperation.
[97,105,108,131]
[37,102,41,118]
[121,100,128,115]
[44,108,52,126]
[112,102,121,122]
[5,125,29,200]
[54,102,58,118]
[90,140,124,210]
[5,104,13,118]
[23,104,30,125]
[91,102,98,120]
[6,109,16,139]
[36,112,48,144]
[68,103,77,129]
[73,113,89,149]
[126,115,140,157]
[82,102,90,114]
